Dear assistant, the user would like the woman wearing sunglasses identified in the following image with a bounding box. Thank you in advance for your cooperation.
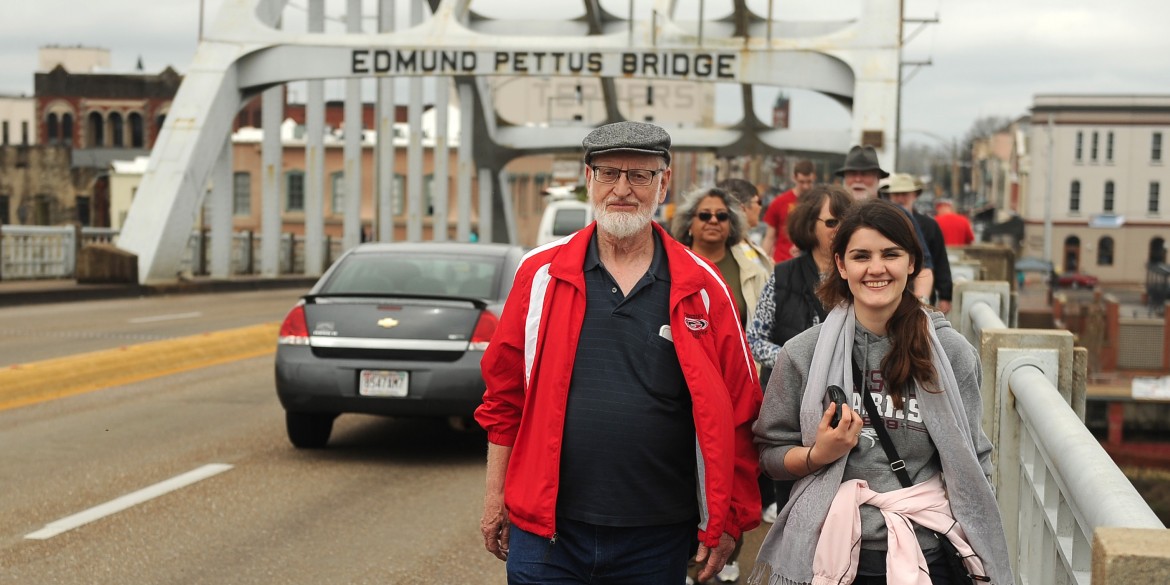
[671,187,769,332]
[746,184,853,522]
[671,186,768,584]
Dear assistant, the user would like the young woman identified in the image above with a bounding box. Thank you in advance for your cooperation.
[750,199,1012,585]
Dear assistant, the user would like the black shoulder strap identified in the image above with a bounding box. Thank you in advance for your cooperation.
[856,362,913,487]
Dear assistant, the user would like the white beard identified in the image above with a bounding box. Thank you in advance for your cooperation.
[594,198,658,239]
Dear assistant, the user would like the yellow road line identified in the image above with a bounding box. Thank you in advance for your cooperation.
[0,323,279,412]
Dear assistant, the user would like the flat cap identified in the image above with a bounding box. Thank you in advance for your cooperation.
[582,121,671,166]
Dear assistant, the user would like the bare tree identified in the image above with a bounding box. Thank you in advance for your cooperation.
[963,115,1013,150]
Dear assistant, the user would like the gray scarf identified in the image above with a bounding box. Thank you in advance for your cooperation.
[750,304,1014,585]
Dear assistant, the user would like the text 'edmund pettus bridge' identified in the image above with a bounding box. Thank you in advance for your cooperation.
[351,49,738,80]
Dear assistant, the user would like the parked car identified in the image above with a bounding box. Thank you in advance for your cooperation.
[536,198,592,245]
[275,242,525,448]
[1056,272,1099,289]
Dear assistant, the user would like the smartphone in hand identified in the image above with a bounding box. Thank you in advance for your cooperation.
[827,385,849,428]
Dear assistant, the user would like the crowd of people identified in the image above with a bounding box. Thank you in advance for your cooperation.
[475,121,1006,585]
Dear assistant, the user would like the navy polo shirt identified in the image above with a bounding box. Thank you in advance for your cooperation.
[556,231,698,527]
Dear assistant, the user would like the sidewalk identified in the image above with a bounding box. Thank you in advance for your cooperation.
[0,275,319,307]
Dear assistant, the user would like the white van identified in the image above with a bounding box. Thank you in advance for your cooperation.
[535,199,593,245]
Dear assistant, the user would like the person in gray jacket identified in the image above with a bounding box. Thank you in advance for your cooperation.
[750,199,1012,585]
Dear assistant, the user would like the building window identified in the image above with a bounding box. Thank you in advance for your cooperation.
[61,113,73,147]
[1103,180,1114,212]
[0,195,9,224]
[76,196,91,226]
[331,171,345,214]
[2,121,8,145]
[87,112,104,147]
[1069,180,1081,213]
[109,112,124,147]
[1151,181,1161,214]
[128,113,145,148]
[1090,132,1098,161]
[424,174,436,216]
[394,174,405,215]
[1154,132,1163,162]
[1106,131,1114,162]
[285,171,305,212]
[232,172,251,216]
[1097,236,1114,266]
[1075,131,1083,161]
[47,114,59,144]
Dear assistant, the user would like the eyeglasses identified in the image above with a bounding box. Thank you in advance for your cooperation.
[697,211,731,223]
[591,166,664,186]
[818,218,840,228]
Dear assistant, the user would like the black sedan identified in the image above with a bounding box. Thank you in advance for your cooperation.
[275,242,525,448]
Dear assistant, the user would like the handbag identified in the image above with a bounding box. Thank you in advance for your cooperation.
[854,366,987,584]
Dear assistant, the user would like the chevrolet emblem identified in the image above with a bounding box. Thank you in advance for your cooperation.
[377,318,400,328]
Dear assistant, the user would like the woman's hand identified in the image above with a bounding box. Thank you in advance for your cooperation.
[809,401,864,468]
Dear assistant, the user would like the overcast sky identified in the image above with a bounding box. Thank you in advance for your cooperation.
[3,0,1168,148]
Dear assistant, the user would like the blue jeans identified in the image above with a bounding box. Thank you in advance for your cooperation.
[506,517,695,585]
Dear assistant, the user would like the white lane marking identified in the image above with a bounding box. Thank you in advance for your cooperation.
[24,463,233,540]
[128,311,203,324]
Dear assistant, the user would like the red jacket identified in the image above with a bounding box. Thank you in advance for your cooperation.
[475,222,762,547]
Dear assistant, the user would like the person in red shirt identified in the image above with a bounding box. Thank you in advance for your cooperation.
[934,199,976,246]
[762,160,816,263]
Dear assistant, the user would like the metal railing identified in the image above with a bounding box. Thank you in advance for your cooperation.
[0,225,119,280]
[954,281,1165,585]
[1,225,344,280]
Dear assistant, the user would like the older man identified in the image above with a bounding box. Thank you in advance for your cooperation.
[476,121,761,585]
[835,145,935,302]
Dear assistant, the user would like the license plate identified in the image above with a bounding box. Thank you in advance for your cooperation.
[359,370,409,397]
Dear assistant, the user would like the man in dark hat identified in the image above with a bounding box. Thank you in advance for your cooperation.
[478,121,762,584]
[836,145,888,201]
[835,145,935,300]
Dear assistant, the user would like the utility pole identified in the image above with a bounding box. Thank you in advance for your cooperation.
[898,6,939,171]
[198,0,205,41]
[951,137,959,202]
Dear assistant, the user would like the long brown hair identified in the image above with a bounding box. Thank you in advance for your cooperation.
[816,199,936,408]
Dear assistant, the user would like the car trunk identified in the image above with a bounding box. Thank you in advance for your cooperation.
[302,296,483,362]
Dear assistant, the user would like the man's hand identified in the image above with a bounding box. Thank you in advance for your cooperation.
[481,443,513,561]
[481,491,510,561]
[694,532,737,582]
[938,300,952,314]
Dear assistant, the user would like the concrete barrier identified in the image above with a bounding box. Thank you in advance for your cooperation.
[1093,527,1170,583]
[76,243,138,284]
[0,323,278,411]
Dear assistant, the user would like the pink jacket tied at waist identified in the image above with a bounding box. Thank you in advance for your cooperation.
[812,474,987,585]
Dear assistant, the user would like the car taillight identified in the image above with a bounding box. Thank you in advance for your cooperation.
[278,302,310,346]
[469,310,498,351]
